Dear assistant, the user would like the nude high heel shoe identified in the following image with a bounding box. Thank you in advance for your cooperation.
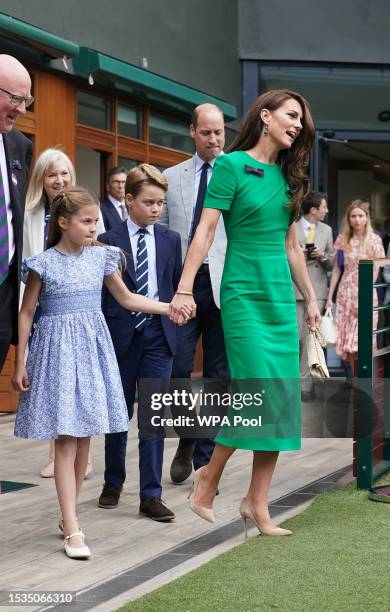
[188,466,215,524]
[239,498,292,538]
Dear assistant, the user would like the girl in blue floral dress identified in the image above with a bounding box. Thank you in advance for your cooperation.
[12,187,190,560]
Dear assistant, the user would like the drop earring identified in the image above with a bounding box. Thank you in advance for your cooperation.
[263,124,269,136]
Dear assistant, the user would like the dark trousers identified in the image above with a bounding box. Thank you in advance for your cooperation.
[104,318,173,500]
[171,270,229,469]
[0,260,17,372]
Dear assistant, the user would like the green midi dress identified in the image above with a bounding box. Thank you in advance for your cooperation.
[204,151,301,451]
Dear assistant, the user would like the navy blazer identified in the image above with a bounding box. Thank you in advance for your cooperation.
[100,196,123,231]
[99,221,182,356]
[4,129,33,344]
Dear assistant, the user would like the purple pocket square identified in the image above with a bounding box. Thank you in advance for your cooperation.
[9,159,22,171]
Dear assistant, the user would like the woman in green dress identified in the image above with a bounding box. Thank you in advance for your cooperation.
[170,90,321,537]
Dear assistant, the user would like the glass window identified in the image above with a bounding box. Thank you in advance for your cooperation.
[118,104,143,139]
[117,157,139,171]
[76,145,101,198]
[149,113,193,153]
[77,91,112,131]
[259,64,390,131]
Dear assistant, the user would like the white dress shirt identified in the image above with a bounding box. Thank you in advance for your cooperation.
[0,134,14,263]
[108,195,128,221]
[127,217,159,301]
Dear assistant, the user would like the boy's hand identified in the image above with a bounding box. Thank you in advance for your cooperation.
[12,365,29,392]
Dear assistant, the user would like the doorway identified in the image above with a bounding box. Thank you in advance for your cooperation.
[312,131,390,234]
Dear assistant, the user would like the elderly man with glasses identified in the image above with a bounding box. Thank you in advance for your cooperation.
[0,54,33,371]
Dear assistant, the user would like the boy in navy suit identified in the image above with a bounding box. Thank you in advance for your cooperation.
[98,164,184,521]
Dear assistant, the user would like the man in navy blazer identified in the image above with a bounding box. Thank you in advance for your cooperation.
[100,166,128,231]
[0,55,33,371]
[98,164,183,522]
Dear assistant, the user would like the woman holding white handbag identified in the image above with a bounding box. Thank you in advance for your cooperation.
[325,200,385,377]
[319,306,337,346]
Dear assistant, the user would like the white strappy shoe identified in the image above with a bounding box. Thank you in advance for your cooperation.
[63,531,91,559]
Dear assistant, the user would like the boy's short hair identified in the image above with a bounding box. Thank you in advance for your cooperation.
[125,164,168,197]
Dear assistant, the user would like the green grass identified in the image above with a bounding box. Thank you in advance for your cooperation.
[119,476,390,612]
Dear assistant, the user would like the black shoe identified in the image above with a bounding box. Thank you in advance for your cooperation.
[170,440,196,484]
[301,389,315,402]
[98,483,123,508]
[139,497,175,522]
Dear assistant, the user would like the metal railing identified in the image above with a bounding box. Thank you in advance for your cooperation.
[356,257,390,489]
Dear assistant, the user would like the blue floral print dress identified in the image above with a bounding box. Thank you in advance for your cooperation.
[15,245,129,439]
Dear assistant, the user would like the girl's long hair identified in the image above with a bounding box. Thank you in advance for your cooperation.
[342,199,373,253]
[227,89,315,220]
[46,187,99,249]
[25,147,76,211]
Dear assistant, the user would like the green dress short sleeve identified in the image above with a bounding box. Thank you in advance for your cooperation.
[204,154,237,211]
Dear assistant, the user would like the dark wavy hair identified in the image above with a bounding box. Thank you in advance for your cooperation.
[227,89,315,220]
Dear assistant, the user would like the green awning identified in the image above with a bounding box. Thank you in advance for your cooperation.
[0,12,79,58]
[74,48,237,121]
[0,13,237,121]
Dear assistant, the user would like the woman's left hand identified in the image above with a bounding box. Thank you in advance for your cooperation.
[305,300,322,330]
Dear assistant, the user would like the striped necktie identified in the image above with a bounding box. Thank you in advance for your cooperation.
[0,168,9,286]
[135,228,148,331]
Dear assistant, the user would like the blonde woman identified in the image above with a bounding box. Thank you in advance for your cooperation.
[326,200,385,370]
[23,148,104,477]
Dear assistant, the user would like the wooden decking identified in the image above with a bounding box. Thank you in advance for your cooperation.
[0,411,351,609]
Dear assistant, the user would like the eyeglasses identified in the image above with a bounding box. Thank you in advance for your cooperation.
[0,86,34,109]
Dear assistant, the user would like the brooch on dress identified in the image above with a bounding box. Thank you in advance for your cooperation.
[244,164,264,178]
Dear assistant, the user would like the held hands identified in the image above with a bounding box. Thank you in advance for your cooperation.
[169,292,196,325]
[12,364,29,392]
[305,300,322,330]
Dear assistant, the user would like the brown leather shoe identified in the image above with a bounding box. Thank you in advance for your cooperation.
[170,440,195,484]
[139,497,175,522]
[98,483,123,509]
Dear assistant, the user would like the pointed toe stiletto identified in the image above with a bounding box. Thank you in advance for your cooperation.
[239,498,292,538]
[188,467,215,524]
[63,531,91,559]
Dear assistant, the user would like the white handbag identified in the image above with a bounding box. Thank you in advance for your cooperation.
[319,307,337,346]
[306,329,330,381]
